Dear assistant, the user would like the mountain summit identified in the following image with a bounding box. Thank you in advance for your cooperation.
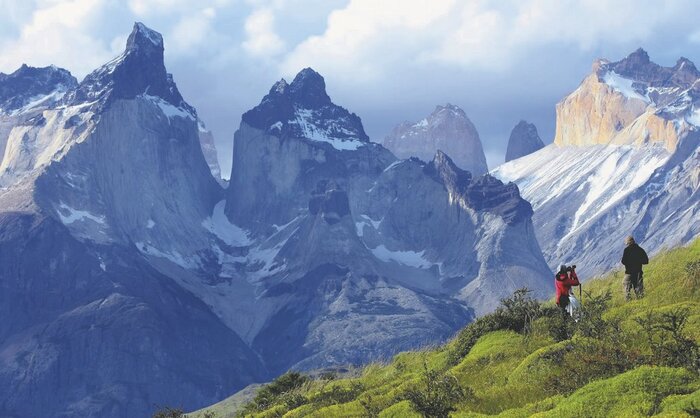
[241,67,368,149]
[0,64,77,114]
[495,49,699,276]
[505,121,544,162]
[383,104,488,175]
[222,68,550,376]
[554,48,700,150]
[0,23,255,418]
[68,22,191,111]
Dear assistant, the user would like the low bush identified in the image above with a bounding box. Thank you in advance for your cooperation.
[401,363,471,418]
[449,288,540,364]
[636,308,700,372]
[238,371,310,416]
[310,381,365,407]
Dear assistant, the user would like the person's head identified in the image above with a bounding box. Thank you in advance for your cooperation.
[558,264,567,274]
[625,236,635,246]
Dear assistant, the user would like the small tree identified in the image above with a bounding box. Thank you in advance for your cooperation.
[575,291,612,339]
[635,308,700,372]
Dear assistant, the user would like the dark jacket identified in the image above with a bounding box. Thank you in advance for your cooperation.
[621,243,649,274]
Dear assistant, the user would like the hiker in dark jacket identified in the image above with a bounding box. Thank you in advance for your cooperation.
[621,236,649,300]
[555,264,580,312]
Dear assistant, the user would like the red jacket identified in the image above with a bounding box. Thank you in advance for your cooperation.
[555,271,580,304]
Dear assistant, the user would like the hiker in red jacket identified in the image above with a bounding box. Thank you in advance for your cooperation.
[555,264,580,312]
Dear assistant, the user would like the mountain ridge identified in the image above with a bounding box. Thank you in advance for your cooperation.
[494,48,699,276]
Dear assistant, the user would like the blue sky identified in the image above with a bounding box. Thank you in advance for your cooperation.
[1,0,699,176]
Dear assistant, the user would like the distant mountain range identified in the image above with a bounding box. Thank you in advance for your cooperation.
[0,23,551,417]
[0,20,697,418]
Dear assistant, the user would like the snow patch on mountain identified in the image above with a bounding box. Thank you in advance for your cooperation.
[142,94,195,121]
[496,145,669,228]
[687,108,700,126]
[291,107,366,150]
[602,71,649,102]
[369,244,433,269]
[56,202,106,225]
[202,200,252,247]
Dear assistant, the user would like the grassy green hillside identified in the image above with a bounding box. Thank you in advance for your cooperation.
[190,239,700,418]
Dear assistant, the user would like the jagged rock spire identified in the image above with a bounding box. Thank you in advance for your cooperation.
[67,22,191,112]
[505,120,544,162]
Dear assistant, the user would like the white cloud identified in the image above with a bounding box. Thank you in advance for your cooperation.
[282,0,698,79]
[127,0,191,16]
[242,7,285,57]
[168,7,217,53]
[281,0,454,78]
[0,0,113,77]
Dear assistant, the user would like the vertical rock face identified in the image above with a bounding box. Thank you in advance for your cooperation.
[494,49,700,276]
[0,23,552,418]
[223,70,551,375]
[197,120,223,180]
[0,23,262,418]
[505,121,544,162]
[382,104,488,175]
[553,48,700,151]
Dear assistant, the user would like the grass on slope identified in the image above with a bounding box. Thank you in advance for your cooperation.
[190,239,700,418]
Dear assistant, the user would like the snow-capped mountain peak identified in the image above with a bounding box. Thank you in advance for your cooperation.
[495,48,699,277]
[241,67,369,150]
[67,22,192,114]
[0,64,77,114]
[126,21,164,52]
[554,49,700,151]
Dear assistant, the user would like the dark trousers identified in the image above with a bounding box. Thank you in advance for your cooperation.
[624,271,644,300]
[558,294,570,310]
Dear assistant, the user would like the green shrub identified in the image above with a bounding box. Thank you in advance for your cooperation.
[238,371,310,416]
[449,288,540,364]
[152,407,185,418]
[401,363,471,418]
[536,366,696,417]
[574,291,611,339]
[358,393,382,418]
[536,305,574,342]
[635,308,700,372]
[310,381,365,407]
[684,260,700,290]
[283,392,308,410]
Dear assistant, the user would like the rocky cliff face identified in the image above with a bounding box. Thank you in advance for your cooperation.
[197,120,223,180]
[0,64,77,114]
[0,23,552,418]
[222,71,551,375]
[494,49,700,276]
[0,23,262,418]
[382,104,488,175]
[505,121,544,162]
[553,48,700,151]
